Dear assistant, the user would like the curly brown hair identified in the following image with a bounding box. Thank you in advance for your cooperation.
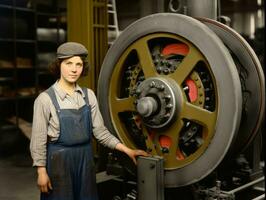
[48,56,89,79]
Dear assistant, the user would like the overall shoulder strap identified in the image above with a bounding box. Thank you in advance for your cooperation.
[82,87,90,106]
[45,86,61,112]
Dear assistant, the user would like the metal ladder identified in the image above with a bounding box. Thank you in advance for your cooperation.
[107,0,120,46]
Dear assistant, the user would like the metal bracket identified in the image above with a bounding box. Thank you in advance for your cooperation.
[137,156,164,200]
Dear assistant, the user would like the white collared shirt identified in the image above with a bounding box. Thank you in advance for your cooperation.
[30,81,120,167]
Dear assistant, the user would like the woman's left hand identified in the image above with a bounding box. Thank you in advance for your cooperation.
[115,143,150,164]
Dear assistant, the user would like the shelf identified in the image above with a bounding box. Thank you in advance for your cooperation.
[0,38,36,43]
[0,4,13,9]
[7,116,32,139]
[0,38,14,42]
[0,4,34,12]
[0,0,66,126]
[37,70,50,75]
[0,94,37,101]
[0,77,14,82]
[15,7,34,13]
[16,65,34,70]
[0,96,16,101]
[37,12,58,17]
[17,95,37,100]
[16,39,36,43]
[37,17,67,29]
[0,123,18,131]
[0,67,14,70]
[16,66,34,69]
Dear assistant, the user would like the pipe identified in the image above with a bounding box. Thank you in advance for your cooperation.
[224,176,264,194]
[252,194,265,200]
[186,0,218,20]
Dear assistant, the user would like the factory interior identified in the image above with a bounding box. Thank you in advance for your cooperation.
[0,0,265,199]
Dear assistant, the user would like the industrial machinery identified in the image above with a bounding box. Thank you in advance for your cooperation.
[96,0,265,199]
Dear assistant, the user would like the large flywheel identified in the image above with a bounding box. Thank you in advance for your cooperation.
[98,13,245,187]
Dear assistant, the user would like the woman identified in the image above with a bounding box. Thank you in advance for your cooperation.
[30,42,148,200]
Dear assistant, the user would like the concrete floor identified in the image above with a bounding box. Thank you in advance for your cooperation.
[0,153,39,200]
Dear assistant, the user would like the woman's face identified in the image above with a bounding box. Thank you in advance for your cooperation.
[60,56,83,84]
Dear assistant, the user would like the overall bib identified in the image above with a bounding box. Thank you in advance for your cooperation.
[41,87,98,200]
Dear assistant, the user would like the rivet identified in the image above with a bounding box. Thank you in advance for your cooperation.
[183,85,189,91]
[162,147,169,153]
[163,69,169,74]
[164,95,171,101]
[159,85,165,91]
[150,81,156,88]
[166,104,173,109]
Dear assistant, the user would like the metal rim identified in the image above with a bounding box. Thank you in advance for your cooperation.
[98,13,242,187]
[198,17,265,154]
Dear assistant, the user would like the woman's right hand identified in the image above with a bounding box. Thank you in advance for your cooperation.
[37,166,53,193]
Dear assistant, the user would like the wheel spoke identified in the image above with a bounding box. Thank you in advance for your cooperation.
[133,39,158,78]
[158,120,183,166]
[169,46,203,84]
[110,96,136,114]
[181,102,216,132]
[142,126,158,155]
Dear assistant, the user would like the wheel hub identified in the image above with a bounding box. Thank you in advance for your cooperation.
[135,78,182,128]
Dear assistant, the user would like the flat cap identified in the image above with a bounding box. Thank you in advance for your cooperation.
[57,42,88,59]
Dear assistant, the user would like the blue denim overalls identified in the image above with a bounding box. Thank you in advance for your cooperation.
[41,87,98,200]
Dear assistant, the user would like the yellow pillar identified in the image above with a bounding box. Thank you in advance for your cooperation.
[67,0,108,156]
[67,0,108,91]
